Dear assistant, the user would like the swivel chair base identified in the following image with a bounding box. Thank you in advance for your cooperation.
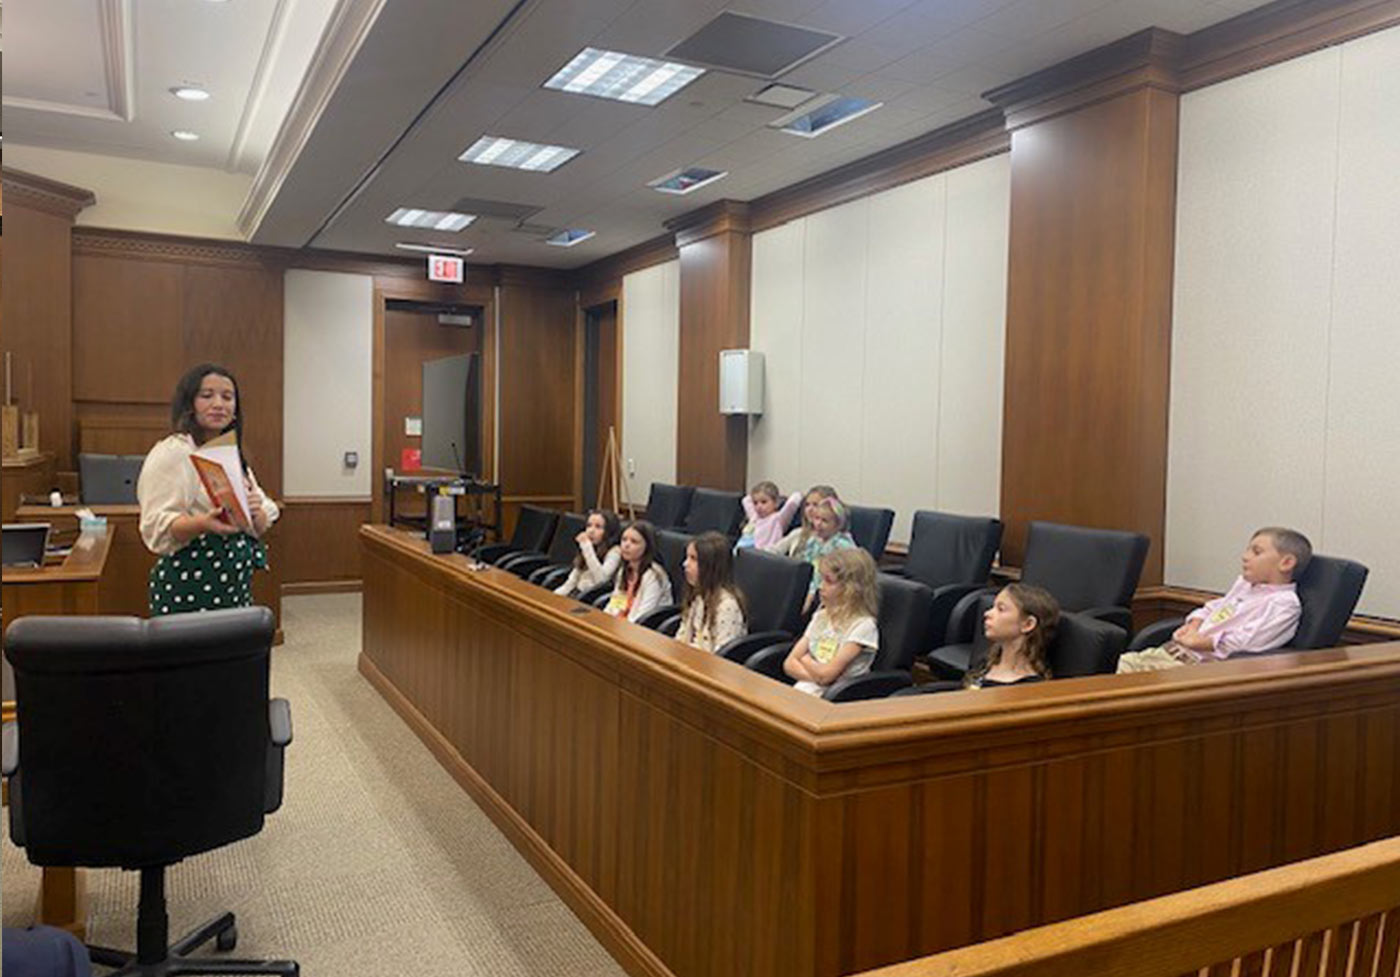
[86,866,298,976]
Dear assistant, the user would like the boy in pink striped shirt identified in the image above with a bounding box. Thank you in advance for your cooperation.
[1118,527,1310,672]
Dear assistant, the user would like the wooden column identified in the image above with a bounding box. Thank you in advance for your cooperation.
[665,201,752,491]
[989,30,1184,585]
[1,169,95,471]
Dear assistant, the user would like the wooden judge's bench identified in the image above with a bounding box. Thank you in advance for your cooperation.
[359,524,1400,977]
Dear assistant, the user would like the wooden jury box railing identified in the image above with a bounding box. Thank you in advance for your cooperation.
[852,835,1400,977]
[358,525,1400,977]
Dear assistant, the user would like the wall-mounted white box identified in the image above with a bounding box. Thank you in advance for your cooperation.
[719,349,764,415]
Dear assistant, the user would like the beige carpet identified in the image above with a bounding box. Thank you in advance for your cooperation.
[2,594,627,977]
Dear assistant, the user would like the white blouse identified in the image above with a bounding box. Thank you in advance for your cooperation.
[676,590,747,653]
[137,433,280,557]
[553,542,623,597]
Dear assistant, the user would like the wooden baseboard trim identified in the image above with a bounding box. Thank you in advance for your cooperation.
[357,652,675,977]
[282,580,363,596]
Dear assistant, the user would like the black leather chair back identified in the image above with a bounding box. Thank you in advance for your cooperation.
[4,607,275,868]
[1021,522,1149,611]
[1288,555,1369,650]
[733,548,811,636]
[646,483,694,530]
[873,574,934,671]
[655,529,694,602]
[848,505,895,560]
[964,602,1125,678]
[512,505,559,553]
[683,488,745,537]
[546,513,588,564]
[904,511,1002,590]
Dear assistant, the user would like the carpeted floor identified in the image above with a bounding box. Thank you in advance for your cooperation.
[2,594,627,976]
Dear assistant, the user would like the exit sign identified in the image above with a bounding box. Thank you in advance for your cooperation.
[428,254,464,283]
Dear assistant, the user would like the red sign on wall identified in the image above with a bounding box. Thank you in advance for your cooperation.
[428,255,464,283]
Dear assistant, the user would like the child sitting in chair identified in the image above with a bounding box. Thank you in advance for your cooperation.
[1117,527,1310,672]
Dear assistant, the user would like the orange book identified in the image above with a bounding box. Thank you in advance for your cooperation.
[190,434,253,531]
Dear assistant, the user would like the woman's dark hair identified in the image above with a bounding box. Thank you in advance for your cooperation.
[170,363,249,473]
[575,509,622,570]
[616,520,660,589]
[965,583,1059,686]
[682,531,746,640]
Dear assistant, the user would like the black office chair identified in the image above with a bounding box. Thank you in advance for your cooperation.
[683,488,746,537]
[1129,555,1369,654]
[929,521,1147,680]
[2,607,297,976]
[895,610,1128,696]
[745,574,936,699]
[474,504,558,565]
[846,505,895,562]
[499,512,587,579]
[893,511,1003,649]
[715,549,812,663]
[645,483,694,531]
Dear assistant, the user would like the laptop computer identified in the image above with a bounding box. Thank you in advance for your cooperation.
[2,523,51,568]
[79,452,146,505]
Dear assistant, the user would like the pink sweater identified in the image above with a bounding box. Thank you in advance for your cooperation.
[739,492,803,551]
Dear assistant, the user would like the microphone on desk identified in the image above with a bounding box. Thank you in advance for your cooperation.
[450,440,465,477]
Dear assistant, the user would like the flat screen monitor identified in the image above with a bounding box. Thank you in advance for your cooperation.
[420,352,481,476]
[79,452,146,504]
[2,523,50,568]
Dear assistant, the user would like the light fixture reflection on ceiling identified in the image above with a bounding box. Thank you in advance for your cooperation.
[171,86,211,101]
[385,208,476,231]
[544,47,704,106]
[171,130,201,141]
[458,136,580,172]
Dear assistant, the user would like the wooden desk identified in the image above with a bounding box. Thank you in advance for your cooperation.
[2,452,55,522]
[2,527,114,938]
[14,504,282,633]
[359,524,1400,977]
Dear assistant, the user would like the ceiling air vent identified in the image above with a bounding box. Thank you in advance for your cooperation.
[665,12,843,79]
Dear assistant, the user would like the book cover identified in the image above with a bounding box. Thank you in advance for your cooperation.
[190,433,253,532]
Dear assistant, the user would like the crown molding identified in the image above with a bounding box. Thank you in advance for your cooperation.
[571,234,680,291]
[73,227,273,267]
[984,28,1186,131]
[2,0,134,124]
[664,200,752,249]
[1,169,97,220]
[236,0,389,239]
[493,264,574,290]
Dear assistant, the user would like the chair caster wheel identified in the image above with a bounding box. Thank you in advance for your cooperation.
[217,925,238,952]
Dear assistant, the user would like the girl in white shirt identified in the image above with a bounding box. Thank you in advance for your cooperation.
[554,509,622,597]
[677,531,747,653]
[137,364,279,616]
[604,520,672,623]
[784,548,880,696]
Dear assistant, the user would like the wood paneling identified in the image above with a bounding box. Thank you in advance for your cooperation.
[498,283,577,500]
[573,234,679,298]
[667,204,752,491]
[72,256,185,403]
[75,405,170,456]
[2,453,55,521]
[361,523,1400,977]
[275,497,370,584]
[996,87,1178,585]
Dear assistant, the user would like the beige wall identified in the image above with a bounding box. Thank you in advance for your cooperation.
[620,260,681,503]
[1167,25,1400,616]
[747,153,1010,543]
[4,144,252,240]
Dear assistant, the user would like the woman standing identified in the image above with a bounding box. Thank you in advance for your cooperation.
[137,364,279,615]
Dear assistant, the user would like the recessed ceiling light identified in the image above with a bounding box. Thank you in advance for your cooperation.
[770,95,882,138]
[171,86,211,102]
[544,47,705,106]
[648,166,727,195]
[171,130,201,141]
[386,208,476,232]
[395,242,475,257]
[458,136,580,173]
[544,228,595,248]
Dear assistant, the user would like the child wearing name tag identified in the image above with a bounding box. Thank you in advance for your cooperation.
[784,548,880,697]
[604,520,672,623]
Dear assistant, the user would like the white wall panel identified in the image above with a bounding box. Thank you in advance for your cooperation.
[621,260,680,502]
[748,220,806,495]
[798,198,870,497]
[861,176,945,542]
[1166,47,1338,591]
[283,270,374,497]
[1322,27,1400,616]
[939,154,1011,517]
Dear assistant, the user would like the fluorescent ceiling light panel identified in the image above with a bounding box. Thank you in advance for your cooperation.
[544,47,705,106]
[170,130,200,141]
[649,167,728,195]
[459,136,580,172]
[386,208,476,232]
[544,228,595,248]
[771,95,882,137]
[395,243,475,256]
[171,86,211,101]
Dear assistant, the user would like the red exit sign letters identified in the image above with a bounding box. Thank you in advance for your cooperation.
[428,255,464,283]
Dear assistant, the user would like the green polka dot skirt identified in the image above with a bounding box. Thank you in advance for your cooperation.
[149,532,269,616]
